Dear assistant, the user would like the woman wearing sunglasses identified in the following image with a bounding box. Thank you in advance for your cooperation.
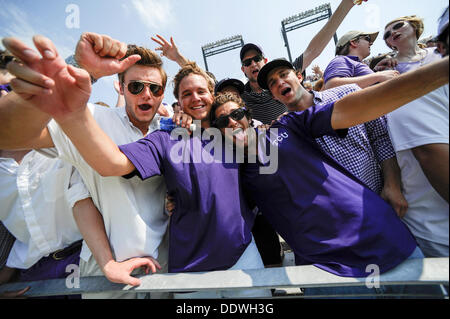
[382,15,449,258]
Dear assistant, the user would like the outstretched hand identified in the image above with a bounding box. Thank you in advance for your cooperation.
[151,35,189,67]
[2,35,92,122]
[102,257,162,286]
[75,32,141,80]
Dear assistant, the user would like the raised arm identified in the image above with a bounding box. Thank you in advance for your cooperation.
[0,36,59,149]
[324,70,400,89]
[151,35,190,67]
[331,57,449,130]
[299,0,366,73]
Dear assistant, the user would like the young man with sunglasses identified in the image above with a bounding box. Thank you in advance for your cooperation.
[221,56,449,297]
[0,34,175,298]
[323,30,401,90]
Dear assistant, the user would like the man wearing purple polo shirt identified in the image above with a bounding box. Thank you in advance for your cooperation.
[259,59,407,217]
[323,30,400,90]
[239,56,448,296]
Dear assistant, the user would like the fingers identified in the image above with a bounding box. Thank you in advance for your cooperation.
[98,36,113,57]
[33,35,58,60]
[0,286,30,299]
[116,54,141,73]
[67,65,92,93]
[2,37,41,64]
[10,78,52,97]
[82,32,104,54]
[151,36,164,47]
[156,34,169,46]
[7,60,55,89]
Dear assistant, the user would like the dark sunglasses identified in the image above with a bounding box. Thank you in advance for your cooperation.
[214,108,247,129]
[359,35,372,43]
[127,80,164,97]
[383,21,406,40]
[242,55,263,67]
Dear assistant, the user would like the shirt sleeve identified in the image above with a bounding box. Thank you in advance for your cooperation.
[66,167,91,208]
[323,56,355,84]
[118,131,166,180]
[279,102,348,139]
[364,116,396,164]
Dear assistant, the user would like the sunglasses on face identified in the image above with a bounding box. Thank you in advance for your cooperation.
[127,80,164,97]
[214,108,247,129]
[242,55,263,67]
[359,35,372,43]
[383,21,406,40]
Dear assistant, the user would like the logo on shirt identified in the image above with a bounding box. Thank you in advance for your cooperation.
[270,132,289,147]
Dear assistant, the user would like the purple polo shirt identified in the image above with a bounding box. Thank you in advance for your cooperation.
[242,102,417,277]
[119,130,253,273]
[323,55,373,84]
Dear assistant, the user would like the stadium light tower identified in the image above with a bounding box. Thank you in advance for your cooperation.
[281,3,337,63]
[201,35,244,72]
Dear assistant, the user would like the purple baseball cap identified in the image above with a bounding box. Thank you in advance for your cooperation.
[240,43,264,61]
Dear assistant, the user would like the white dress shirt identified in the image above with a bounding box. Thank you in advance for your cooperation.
[47,104,168,263]
[0,150,83,269]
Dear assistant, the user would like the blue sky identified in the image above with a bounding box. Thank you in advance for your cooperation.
[0,0,448,107]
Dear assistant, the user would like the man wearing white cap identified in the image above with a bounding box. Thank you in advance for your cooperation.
[323,30,400,89]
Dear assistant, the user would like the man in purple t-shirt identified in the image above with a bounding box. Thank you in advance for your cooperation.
[245,57,448,277]
[323,30,400,90]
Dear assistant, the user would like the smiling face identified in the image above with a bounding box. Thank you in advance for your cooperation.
[241,49,268,85]
[267,66,305,110]
[177,73,214,126]
[121,65,164,134]
[214,101,251,149]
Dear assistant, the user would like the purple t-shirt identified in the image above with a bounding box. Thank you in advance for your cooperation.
[242,102,417,277]
[323,55,373,84]
[119,130,253,273]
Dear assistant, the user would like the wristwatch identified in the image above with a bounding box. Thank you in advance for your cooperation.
[65,55,97,84]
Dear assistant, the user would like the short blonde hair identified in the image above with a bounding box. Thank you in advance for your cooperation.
[172,61,215,100]
[385,15,424,40]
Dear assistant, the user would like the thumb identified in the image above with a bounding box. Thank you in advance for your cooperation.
[124,275,141,287]
[117,55,141,73]
[67,65,92,92]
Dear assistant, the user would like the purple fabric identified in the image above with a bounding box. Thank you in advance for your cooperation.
[312,85,396,194]
[242,102,417,278]
[17,246,81,299]
[119,130,253,273]
[395,48,442,74]
[323,55,373,84]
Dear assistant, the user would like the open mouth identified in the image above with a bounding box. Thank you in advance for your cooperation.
[252,69,259,76]
[138,104,152,111]
[393,34,401,41]
[281,87,292,96]
[192,105,205,110]
[232,127,246,141]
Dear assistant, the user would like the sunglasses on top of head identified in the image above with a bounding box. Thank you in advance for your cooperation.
[127,80,164,97]
[214,108,247,129]
[242,55,263,67]
[383,21,406,41]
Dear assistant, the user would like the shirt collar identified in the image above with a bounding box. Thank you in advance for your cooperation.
[311,90,324,105]
[346,55,362,62]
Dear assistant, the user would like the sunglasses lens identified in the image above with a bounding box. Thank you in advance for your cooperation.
[128,82,145,95]
[394,22,404,30]
[215,117,229,129]
[150,84,163,97]
[243,55,262,67]
[230,109,245,121]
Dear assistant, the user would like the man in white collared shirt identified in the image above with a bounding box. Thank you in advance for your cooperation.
[0,33,172,298]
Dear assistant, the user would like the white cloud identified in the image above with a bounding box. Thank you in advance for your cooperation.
[130,0,175,30]
[0,3,75,58]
